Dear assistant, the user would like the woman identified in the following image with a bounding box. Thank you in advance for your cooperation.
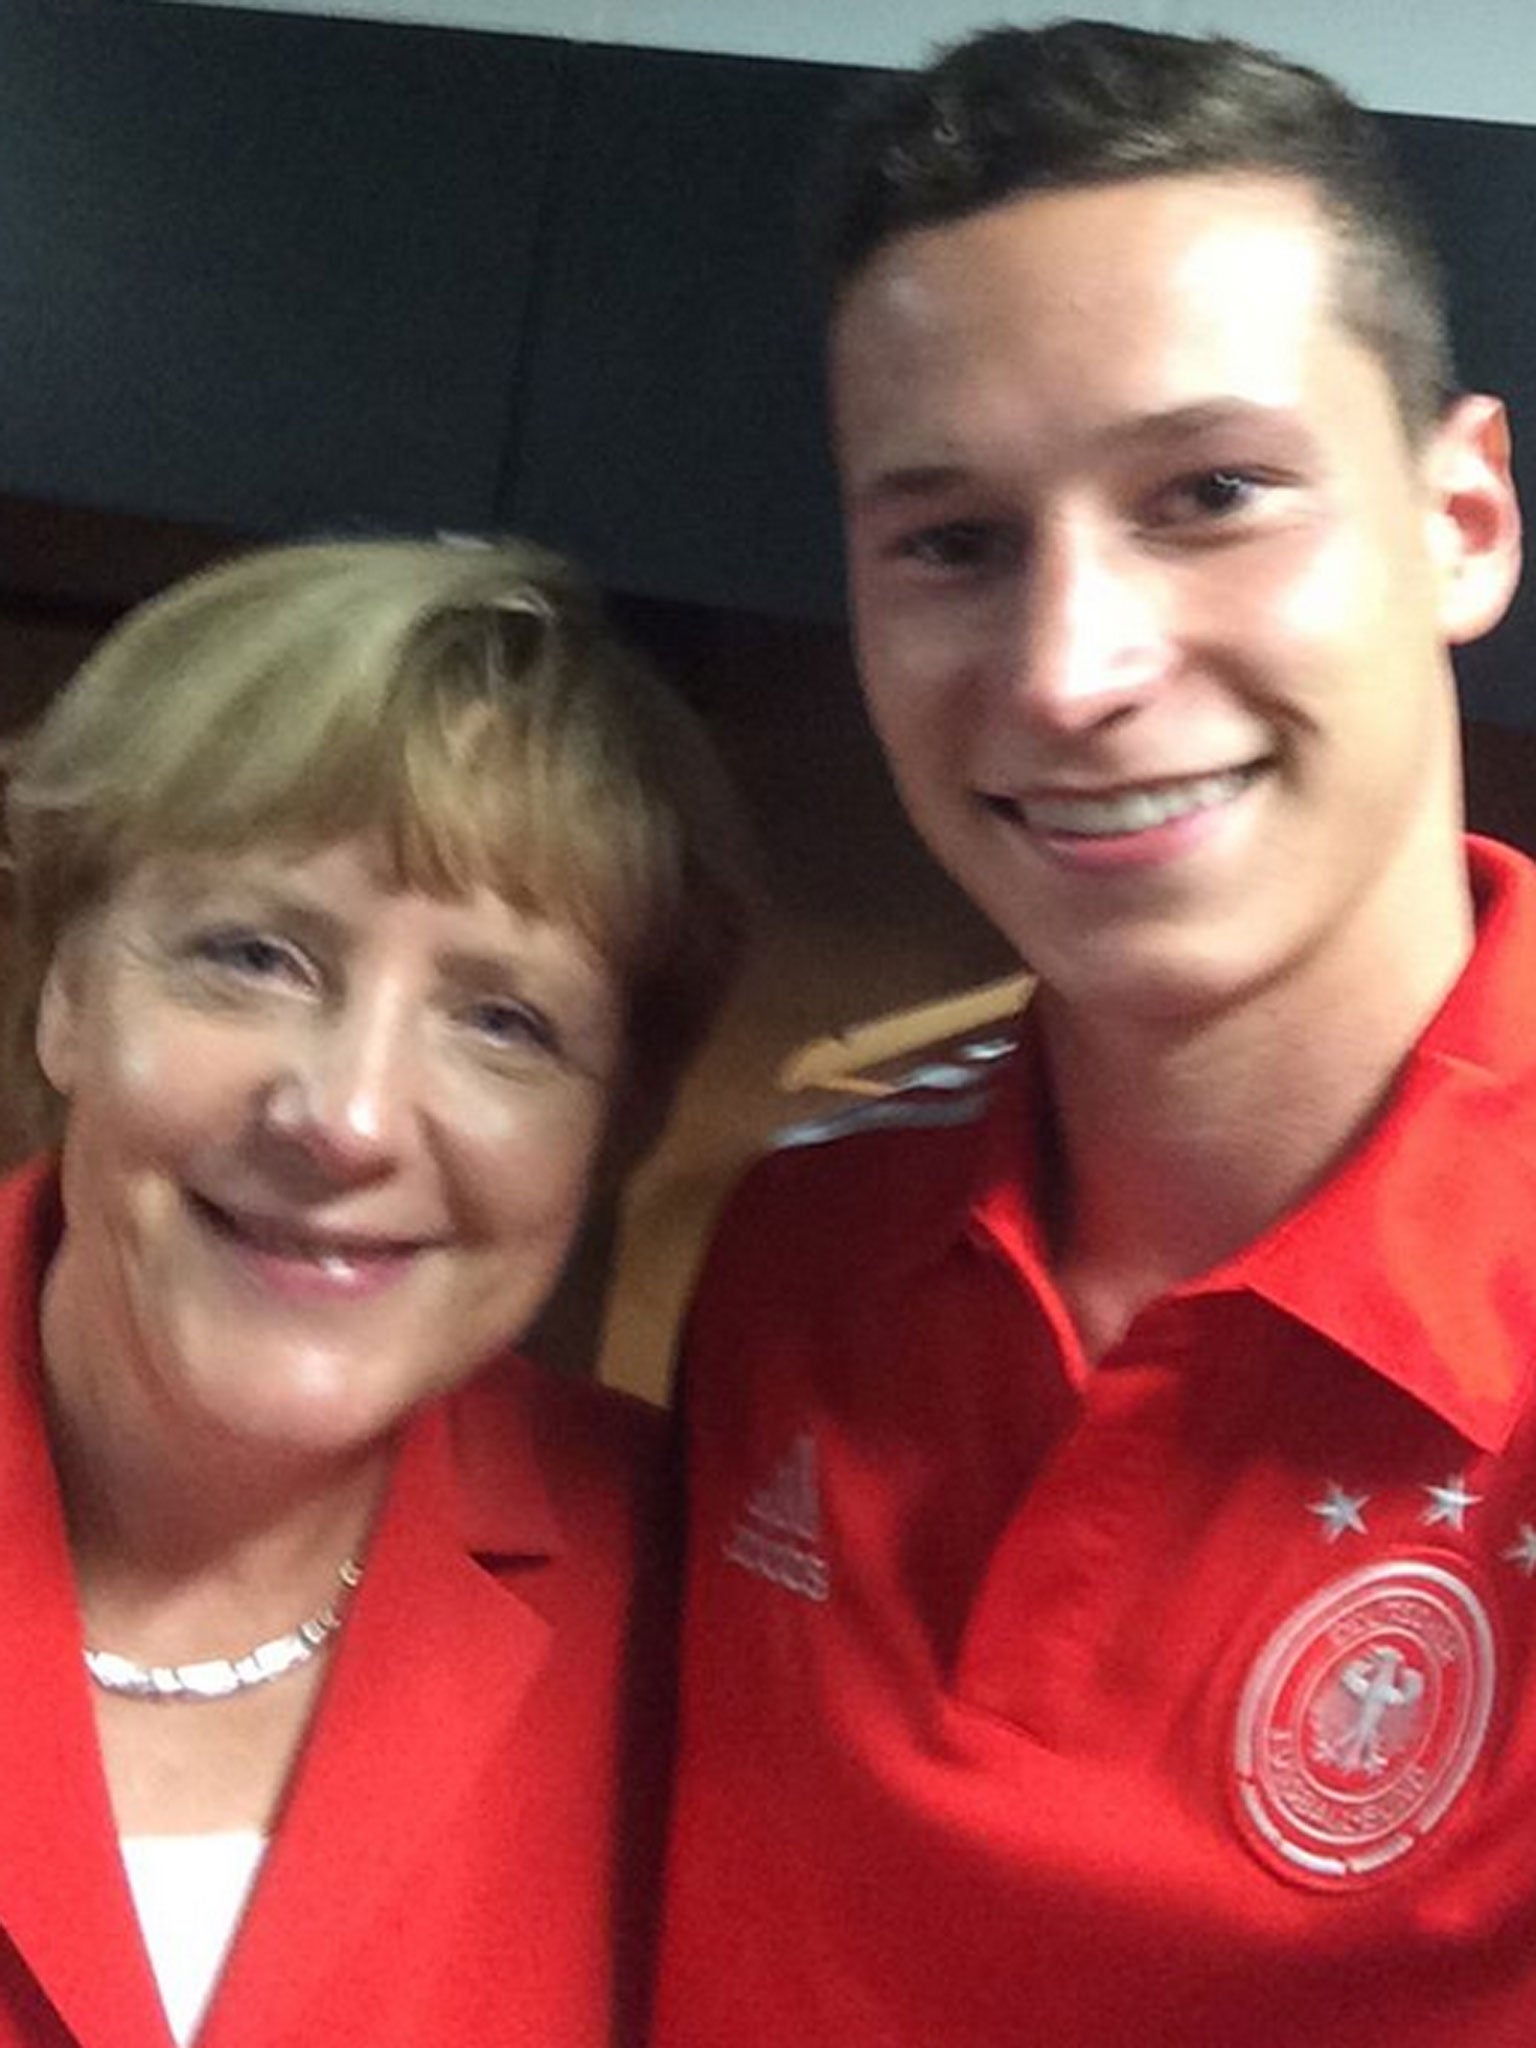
[0,537,749,2047]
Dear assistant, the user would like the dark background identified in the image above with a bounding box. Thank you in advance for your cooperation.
[0,0,1533,724]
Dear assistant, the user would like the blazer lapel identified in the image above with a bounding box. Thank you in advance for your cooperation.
[202,1393,560,2048]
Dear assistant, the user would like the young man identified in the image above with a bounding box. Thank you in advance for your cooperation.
[656,19,1536,2045]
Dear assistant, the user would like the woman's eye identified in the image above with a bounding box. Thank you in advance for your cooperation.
[191,928,311,985]
[462,997,558,1058]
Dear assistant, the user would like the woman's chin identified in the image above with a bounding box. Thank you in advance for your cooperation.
[166,1339,440,1468]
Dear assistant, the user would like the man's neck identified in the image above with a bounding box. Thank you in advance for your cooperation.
[1038,855,1476,1364]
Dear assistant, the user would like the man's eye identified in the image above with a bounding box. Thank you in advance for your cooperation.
[1153,469,1268,525]
[1188,469,1257,513]
[896,521,1015,573]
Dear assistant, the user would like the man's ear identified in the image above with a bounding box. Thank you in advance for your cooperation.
[1424,393,1523,647]
[35,945,84,1100]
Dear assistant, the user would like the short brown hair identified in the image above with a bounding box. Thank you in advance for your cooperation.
[816,19,1455,437]
[4,536,753,1148]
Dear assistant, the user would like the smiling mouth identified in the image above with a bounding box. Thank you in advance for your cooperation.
[984,763,1267,839]
[191,1196,428,1279]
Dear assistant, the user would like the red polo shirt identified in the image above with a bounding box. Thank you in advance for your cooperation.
[657,836,1536,2046]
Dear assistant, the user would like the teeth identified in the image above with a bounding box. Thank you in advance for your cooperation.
[1020,767,1256,838]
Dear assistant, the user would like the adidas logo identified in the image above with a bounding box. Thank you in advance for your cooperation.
[748,1433,820,1542]
[724,1434,830,1603]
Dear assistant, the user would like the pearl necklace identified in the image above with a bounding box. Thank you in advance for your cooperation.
[84,1558,363,1703]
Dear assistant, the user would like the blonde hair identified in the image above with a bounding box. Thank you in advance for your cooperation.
[4,537,753,1147]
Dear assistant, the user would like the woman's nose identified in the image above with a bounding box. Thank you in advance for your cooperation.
[261,1001,414,1179]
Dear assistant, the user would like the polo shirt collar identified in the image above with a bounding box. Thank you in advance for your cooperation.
[969,836,1536,1454]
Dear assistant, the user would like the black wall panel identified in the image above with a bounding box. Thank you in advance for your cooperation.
[0,0,561,532]
[501,43,850,620]
[0,7,1533,725]
[1389,112,1536,731]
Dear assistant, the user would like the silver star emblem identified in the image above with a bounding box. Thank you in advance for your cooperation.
[1308,1482,1369,1543]
[1421,1473,1482,1532]
[1503,1524,1536,1577]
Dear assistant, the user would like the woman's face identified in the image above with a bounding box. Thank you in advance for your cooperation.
[37,834,623,1460]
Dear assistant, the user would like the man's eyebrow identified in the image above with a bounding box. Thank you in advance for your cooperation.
[1097,398,1297,448]
[850,401,1300,508]
[848,463,972,511]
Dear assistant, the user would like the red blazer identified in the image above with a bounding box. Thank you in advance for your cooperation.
[0,1163,676,2047]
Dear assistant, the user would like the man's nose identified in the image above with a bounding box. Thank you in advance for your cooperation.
[1002,518,1170,731]
[262,996,415,1178]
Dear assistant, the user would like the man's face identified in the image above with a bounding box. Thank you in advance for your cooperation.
[833,174,1518,1022]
